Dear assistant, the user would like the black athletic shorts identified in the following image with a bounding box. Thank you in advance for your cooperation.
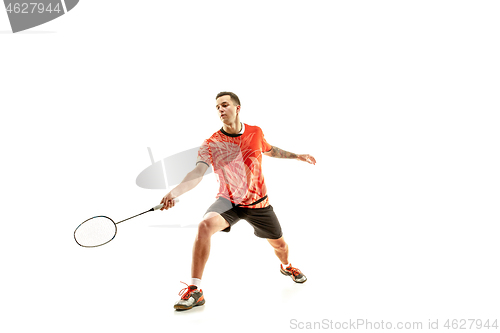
[205,197,283,239]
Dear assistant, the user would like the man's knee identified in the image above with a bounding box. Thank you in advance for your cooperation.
[269,237,287,252]
[197,213,228,239]
[275,243,288,252]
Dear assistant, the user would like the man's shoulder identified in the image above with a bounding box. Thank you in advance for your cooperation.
[244,123,264,134]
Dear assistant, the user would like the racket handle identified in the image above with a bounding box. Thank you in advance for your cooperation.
[153,198,179,211]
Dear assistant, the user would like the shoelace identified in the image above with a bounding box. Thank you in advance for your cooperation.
[287,266,302,276]
[178,281,196,300]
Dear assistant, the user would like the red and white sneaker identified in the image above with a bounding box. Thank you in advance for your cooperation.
[280,264,307,283]
[173,282,205,310]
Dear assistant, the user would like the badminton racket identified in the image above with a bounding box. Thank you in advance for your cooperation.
[74,199,179,248]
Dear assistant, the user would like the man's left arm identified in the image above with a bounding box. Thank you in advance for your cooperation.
[264,146,316,165]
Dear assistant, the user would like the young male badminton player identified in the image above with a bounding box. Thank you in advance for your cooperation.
[160,92,316,310]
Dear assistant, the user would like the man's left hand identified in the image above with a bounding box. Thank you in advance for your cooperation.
[297,154,316,165]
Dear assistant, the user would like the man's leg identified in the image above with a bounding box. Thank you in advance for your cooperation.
[267,236,289,265]
[268,236,307,284]
[174,212,229,310]
[192,212,230,279]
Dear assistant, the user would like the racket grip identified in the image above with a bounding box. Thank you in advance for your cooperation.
[154,198,179,211]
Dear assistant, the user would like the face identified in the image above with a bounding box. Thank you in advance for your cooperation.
[216,95,240,124]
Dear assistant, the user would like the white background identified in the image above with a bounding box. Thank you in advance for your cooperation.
[1,1,499,332]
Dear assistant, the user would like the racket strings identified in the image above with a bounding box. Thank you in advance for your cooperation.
[74,216,117,247]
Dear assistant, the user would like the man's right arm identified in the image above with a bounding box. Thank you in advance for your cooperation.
[159,162,209,210]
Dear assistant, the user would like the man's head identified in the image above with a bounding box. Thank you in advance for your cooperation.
[216,92,241,125]
[216,91,241,106]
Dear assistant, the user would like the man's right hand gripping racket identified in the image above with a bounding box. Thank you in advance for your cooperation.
[74,198,179,248]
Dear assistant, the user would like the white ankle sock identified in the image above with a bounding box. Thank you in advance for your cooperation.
[191,278,202,289]
[282,262,291,269]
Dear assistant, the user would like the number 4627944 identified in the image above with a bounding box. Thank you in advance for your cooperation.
[6,3,62,14]
[444,319,498,330]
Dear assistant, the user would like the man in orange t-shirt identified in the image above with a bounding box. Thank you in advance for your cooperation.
[160,92,316,310]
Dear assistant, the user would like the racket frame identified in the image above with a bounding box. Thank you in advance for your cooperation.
[74,215,118,248]
[74,199,178,248]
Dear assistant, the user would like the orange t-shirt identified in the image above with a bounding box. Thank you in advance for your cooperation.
[196,123,272,208]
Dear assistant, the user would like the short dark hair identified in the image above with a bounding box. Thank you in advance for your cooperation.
[216,91,241,106]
